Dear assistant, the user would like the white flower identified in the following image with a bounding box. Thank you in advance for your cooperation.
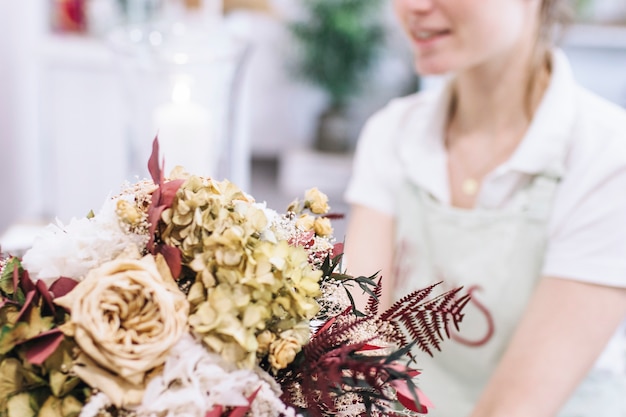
[254,202,280,244]
[137,335,299,417]
[22,195,149,286]
[78,392,111,417]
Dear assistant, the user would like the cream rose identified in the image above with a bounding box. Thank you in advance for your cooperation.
[295,214,315,231]
[313,217,333,237]
[256,330,276,355]
[268,336,301,371]
[55,253,189,407]
[304,188,330,214]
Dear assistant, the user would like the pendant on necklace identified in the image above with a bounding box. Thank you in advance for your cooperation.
[462,178,479,196]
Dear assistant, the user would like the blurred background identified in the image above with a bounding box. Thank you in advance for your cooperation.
[1,0,626,251]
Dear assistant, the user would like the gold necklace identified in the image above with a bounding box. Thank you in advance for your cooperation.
[461,177,479,196]
[445,86,533,198]
[454,154,483,197]
[449,142,510,197]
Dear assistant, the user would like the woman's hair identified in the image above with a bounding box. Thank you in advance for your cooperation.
[538,0,573,45]
[524,0,572,116]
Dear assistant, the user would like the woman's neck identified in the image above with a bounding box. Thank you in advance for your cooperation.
[444,43,551,209]
[448,45,551,143]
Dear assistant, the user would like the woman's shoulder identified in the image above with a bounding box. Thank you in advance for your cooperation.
[565,87,626,171]
[573,87,626,145]
[545,89,626,287]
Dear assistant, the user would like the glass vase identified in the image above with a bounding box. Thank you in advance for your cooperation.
[109,8,249,187]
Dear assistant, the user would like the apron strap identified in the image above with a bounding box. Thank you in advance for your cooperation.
[523,172,561,221]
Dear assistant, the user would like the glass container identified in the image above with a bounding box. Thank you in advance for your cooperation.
[109,1,250,187]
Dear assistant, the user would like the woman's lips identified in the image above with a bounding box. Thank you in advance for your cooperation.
[410,29,451,48]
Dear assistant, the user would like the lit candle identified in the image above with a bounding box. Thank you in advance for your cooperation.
[153,76,218,177]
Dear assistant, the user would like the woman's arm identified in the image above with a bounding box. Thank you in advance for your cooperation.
[470,277,626,417]
[344,204,396,311]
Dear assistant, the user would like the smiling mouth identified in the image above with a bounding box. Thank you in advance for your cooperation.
[416,31,437,40]
[413,29,450,41]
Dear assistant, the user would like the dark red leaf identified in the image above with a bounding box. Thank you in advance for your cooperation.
[150,187,162,209]
[331,242,344,259]
[227,387,261,417]
[49,278,79,299]
[36,279,55,316]
[22,329,65,365]
[204,405,223,417]
[390,379,432,414]
[157,245,182,280]
[19,270,36,295]
[147,205,166,251]
[313,316,337,338]
[148,136,162,186]
[160,179,184,207]
[324,213,345,220]
[15,290,36,322]
[406,369,421,378]
[359,343,383,351]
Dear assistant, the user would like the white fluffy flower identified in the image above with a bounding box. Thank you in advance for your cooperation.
[137,335,299,417]
[79,392,111,417]
[254,202,280,244]
[22,195,149,286]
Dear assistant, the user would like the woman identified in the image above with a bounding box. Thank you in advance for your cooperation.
[344,0,626,416]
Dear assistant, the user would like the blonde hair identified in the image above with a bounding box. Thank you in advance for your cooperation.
[525,0,572,116]
[539,0,573,44]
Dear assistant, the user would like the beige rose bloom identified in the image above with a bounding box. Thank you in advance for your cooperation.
[313,217,333,237]
[268,336,301,371]
[55,253,189,407]
[256,330,276,354]
[295,214,315,231]
[304,187,330,214]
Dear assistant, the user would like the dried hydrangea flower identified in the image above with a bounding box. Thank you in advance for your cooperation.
[158,176,322,370]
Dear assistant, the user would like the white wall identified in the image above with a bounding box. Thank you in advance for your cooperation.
[563,25,626,107]
[0,0,46,234]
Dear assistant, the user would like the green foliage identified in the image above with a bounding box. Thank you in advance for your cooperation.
[0,258,24,304]
[290,0,385,108]
[0,258,88,417]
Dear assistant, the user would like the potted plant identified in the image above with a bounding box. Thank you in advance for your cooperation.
[289,0,385,152]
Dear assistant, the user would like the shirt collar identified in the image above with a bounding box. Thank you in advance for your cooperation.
[396,49,577,204]
[397,80,453,203]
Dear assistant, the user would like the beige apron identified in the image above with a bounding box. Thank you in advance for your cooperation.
[394,173,626,416]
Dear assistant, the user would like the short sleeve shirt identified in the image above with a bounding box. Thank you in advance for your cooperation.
[345,50,626,288]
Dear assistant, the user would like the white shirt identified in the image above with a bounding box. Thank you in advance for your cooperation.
[345,50,626,288]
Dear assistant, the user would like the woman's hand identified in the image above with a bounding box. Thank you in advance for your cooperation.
[470,277,626,417]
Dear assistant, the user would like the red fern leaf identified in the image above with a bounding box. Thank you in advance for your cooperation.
[377,283,470,356]
[365,277,383,316]
[379,283,439,321]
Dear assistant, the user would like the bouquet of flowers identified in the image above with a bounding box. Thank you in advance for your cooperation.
[0,139,469,417]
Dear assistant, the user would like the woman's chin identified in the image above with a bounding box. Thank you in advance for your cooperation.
[412,51,460,76]
[414,58,452,77]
